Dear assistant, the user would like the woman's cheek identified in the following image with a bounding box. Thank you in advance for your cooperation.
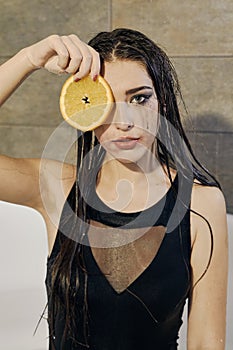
[94,125,108,143]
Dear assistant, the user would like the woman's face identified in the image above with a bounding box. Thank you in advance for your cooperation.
[94,60,159,164]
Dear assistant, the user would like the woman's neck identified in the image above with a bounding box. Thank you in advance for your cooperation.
[95,154,171,213]
[98,152,165,185]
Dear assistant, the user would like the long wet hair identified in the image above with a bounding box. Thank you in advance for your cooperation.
[46,28,220,347]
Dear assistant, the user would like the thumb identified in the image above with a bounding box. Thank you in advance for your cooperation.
[44,56,67,75]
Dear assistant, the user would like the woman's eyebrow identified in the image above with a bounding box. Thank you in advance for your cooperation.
[125,86,153,95]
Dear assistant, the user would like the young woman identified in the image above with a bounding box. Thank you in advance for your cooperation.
[0,29,228,349]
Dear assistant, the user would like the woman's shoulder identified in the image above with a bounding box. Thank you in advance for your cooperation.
[191,181,226,214]
[190,180,227,245]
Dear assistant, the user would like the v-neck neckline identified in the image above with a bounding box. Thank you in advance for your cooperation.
[86,226,167,295]
[85,175,179,295]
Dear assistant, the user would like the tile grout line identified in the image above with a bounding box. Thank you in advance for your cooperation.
[108,0,112,31]
[0,126,232,134]
[186,130,233,134]
[170,55,233,58]
[0,124,58,128]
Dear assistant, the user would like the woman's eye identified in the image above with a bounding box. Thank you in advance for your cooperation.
[130,94,151,105]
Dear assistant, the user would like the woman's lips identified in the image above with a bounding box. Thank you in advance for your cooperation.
[112,137,140,150]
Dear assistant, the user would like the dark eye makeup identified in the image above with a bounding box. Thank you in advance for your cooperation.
[130,93,153,105]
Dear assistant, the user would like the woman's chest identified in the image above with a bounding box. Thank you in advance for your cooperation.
[89,225,166,293]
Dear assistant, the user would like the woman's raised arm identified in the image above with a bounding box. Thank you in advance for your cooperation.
[0,34,99,209]
[0,34,100,106]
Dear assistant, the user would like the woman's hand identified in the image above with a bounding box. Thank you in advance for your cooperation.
[0,34,100,106]
[24,34,100,80]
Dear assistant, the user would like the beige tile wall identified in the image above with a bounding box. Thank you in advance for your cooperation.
[0,0,232,212]
[112,0,233,56]
[0,0,110,156]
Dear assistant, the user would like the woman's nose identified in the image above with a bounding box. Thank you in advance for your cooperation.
[113,102,134,131]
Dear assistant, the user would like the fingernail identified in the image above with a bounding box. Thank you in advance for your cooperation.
[93,74,98,82]
[74,77,80,82]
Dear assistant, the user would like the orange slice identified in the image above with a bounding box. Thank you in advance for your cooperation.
[59,75,114,131]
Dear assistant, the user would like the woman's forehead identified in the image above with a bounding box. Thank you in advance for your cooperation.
[103,60,153,93]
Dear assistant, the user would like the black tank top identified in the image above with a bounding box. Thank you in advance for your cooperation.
[46,174,192,350]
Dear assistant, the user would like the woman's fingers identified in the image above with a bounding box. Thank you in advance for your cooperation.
[44,34,100,80]
[89,46,101,80]
[26,34,101,79]
[59,36,83,74]
[69,34,99,79]
[67,34,100,80]
[47,35,70,70]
